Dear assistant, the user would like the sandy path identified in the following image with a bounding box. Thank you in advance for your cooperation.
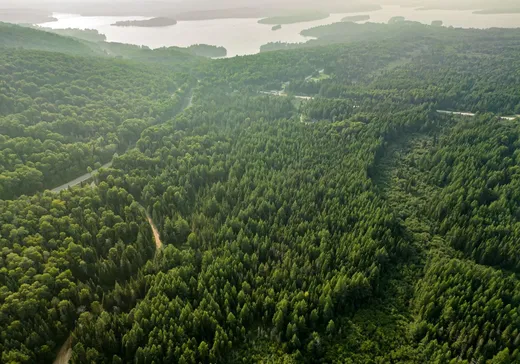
[53,336,72,364]
[146,214,163,249]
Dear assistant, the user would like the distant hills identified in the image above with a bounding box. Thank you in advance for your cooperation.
[0,22,225,63]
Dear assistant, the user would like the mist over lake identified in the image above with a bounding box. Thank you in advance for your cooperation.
[40,6,520,57]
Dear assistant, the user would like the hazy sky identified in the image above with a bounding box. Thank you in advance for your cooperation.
[2,0,518,12]
[3,0,518,6]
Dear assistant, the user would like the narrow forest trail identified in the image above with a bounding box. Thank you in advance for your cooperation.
[186,92,194,109]
[52,211,161,364]
[146,212,163,250]
[49,87,191,364]
[53,335,72,364]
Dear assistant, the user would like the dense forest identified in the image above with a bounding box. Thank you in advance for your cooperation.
[1,19,520,364]
[261,20,520,54]
[0,48,193,198]
[31,27,107,43]
[0,22,217,63]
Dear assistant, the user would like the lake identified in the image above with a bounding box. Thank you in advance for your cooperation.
[39,6,520,57]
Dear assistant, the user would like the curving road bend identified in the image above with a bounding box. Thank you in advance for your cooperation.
[49,88,195,195]
[49,87,193,364]
[51,162,112,193]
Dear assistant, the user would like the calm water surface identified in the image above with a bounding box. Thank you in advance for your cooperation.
[39,6,520,57]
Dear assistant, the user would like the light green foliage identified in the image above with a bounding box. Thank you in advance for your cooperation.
[0,187,155,362]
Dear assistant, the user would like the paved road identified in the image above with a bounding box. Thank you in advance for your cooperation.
[305,68,325,82]
[437,110,476,117]
[49,87,196,194]
[437,110,520,120]
[260,90,314,100]
[51,162,112,193]
[50,86,195,364]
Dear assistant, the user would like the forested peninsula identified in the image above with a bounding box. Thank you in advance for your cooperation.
[112,17,177,27]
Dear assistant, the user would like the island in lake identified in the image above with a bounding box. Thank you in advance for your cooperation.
[272,24,282,31]
[258,12,329,25]
[341,15,370,22]
[431,20,444,26]
[473,8,520,14]
[112,17,177,27]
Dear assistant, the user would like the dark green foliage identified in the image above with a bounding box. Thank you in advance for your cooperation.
[300,98,356,122]
[426,118,520,271]
[0,187,155,362]
[414,254,520,363]
[70,81,412,363]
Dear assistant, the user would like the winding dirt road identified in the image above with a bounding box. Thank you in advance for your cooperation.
[52,211,161,364]
[49,86,192,364]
